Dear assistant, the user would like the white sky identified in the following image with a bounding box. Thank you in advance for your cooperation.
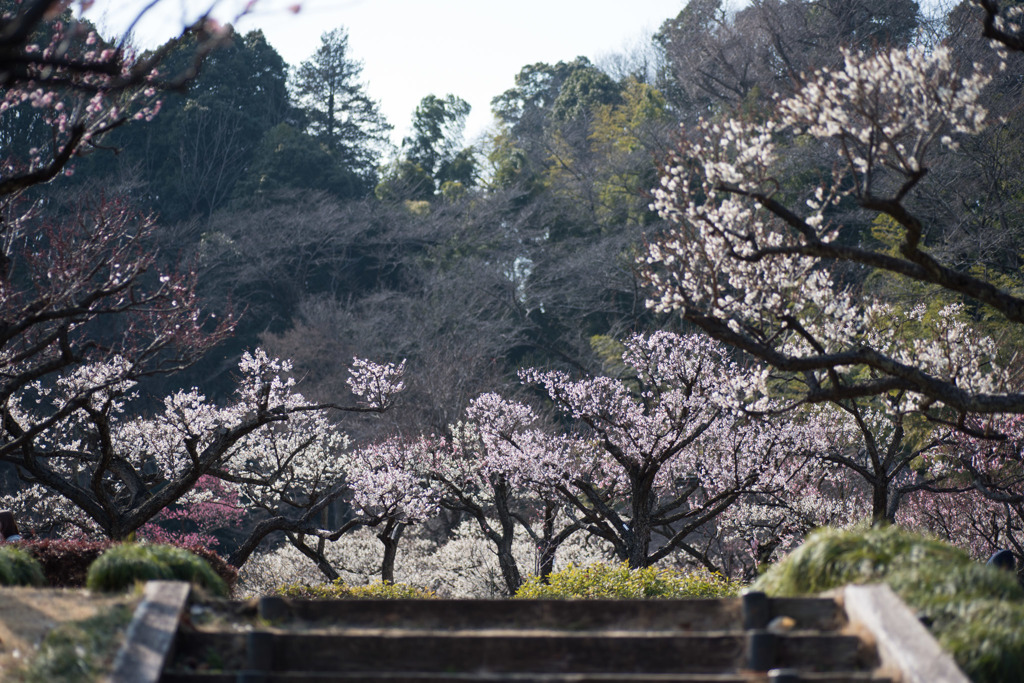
[85,0,687,147]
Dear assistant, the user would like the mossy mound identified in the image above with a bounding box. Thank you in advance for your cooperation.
[754,525,1024,683]
[753,524,970,595]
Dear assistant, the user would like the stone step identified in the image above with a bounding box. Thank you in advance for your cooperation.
[246,596,843,633]
[165,629,871,676]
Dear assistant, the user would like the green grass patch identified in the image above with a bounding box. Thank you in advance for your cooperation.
[515,562,743,599]
[9,601,136,682]
[753,524,1024,683]
[273,579,437,599]
[85,543,227,596]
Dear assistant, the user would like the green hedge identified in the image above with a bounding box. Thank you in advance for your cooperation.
[85,543,228,596]
[515,562,743,599]
[754,525,1024,683]
[273,579,437,599]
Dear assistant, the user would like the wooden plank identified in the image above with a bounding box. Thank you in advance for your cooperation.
[109,580,191,683]
[158,670,890,682]
[775,634,865,671]
[768,597,844,631]
[168,630,865,676]
[843,584,970,683]
[159,673,768,683]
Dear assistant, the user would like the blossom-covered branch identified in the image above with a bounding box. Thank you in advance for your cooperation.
[642,41,1024,419]
[0,1,248,196]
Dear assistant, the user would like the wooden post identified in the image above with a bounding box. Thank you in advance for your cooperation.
[742,590,770,630]
[109,580,191,683]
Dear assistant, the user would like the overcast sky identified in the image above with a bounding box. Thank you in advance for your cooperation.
[85,0,689,147]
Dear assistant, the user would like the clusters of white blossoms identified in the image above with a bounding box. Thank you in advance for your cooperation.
[5,346,413,538]
[643,44,1003,410]
[779,46,991,175]
[347,357,407,409]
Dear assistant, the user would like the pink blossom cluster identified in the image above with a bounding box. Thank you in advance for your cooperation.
[139,476,243,549]
[348,438,438,523]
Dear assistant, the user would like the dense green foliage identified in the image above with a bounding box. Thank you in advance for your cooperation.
[515,562,742,599]
[272,579,437,599]
[0,546,46,587]
[85,544,228,596]
[755,526,1024,683]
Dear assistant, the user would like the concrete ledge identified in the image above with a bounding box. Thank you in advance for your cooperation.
[108,580,191,683]
[843,583,969,683]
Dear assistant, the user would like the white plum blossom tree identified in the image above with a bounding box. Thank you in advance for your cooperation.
[641,40,1024,425]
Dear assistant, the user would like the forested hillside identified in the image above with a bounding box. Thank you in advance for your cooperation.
[1,0,1024,596]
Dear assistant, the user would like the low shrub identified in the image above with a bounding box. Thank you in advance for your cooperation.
[86,544,228,596]
[18,539,236,589]
[85,544,174,592]
[753,524,1024,683]
[0,545,46,586]
[143,544,229,596]
[273,579,437,599]
[21,539,114,587]
[514,562,743,599]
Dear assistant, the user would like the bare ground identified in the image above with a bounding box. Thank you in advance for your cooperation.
[0,587,139,676]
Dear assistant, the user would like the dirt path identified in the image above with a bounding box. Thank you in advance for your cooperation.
[0,587,138,675]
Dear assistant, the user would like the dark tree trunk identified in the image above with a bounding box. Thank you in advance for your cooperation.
[378,519,406,583]
[872,479,893,524]
[537,502,558,582]
[492,478,523,596]
[627,474,655,569]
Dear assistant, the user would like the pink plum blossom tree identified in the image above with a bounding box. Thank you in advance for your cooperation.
[523,331,810,571]
[0,5,271,509]
[345,437,439,583]
[896,412,1024,564]
[0,1,242,196]
[426,393,581,595]
[0,348,406,569]
[138,475,244,549]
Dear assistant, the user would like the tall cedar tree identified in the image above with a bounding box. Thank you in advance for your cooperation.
[292,27,391,196]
